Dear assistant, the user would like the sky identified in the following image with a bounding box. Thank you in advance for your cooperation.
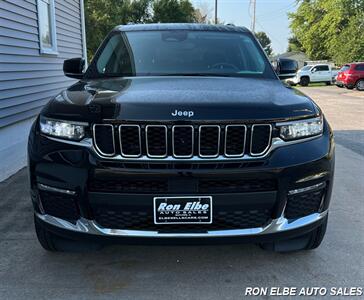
[191,0,298,54]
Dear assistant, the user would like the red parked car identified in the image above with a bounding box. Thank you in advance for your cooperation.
[336,62,364,91]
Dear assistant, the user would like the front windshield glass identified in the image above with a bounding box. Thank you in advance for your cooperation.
[89,30,275,79]
[301,65,313,71]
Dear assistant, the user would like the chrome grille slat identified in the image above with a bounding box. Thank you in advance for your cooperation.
[172,125,194,158]
[224,125,247,157]
[145,125,168,158]
[119,125,141,157]
[92,124,115,156]
[250,124,272,156]
[198,125,220,158]
[93,123,273,159]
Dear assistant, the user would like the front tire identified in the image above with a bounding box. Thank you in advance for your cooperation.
[259,216,328,252]
[356,79,364,91]
[299,77,310,86]
[34,215,102,252]
[304,216,328,250]
[34,214,58,251]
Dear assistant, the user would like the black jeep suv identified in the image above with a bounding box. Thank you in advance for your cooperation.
[28,24,335,252]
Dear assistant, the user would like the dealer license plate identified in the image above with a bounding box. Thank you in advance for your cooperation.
[153,196,212,224]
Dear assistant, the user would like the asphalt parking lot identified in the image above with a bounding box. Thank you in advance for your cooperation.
[0,86,363,300]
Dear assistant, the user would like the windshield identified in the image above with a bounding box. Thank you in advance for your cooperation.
[301,65,313,71]
[340,65,350,71]
[280,59,298,70]
[87,30,275,79]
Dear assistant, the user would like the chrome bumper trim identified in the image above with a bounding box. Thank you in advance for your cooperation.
[296,172,328,183]
[288,182,326,195]
[35,210,328,238]
[37,183,76,195]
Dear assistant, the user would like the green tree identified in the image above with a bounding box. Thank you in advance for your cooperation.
[85,0,198,58]
[84,0,152,58]
[152,0,196,23]
[289,0,364,64]
[288,0,329,60]
[327,0,364,64]
[255,31,273,56]
[287,36,303,52]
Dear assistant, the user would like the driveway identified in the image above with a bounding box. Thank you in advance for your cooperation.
[297,85,364,156]
[0,86,363,300]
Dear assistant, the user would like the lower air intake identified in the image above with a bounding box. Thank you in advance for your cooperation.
[39,191,79,222]
[285,188,325,219]
[93,208,272,231]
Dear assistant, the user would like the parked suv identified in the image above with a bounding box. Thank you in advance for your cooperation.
[271,58,298,80]
[291,64,336,86]
[28,24,335,252]
[336,63,364,90]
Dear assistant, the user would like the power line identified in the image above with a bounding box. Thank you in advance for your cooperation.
[255,1,297,18]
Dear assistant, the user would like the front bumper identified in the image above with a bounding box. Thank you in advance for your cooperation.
[337,78,355,87]
[291,76,301,84]
[28,119,335,242]
[35,210,328,240]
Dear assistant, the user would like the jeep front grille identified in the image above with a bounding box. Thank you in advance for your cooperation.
[172,125,194,158]
[119,125,141,157]
[250,124,272,156]
[92,123,272,159]
[199,125,220,157]
[225,125,247,157]
[146,125,168,158]
[93,124,115,156]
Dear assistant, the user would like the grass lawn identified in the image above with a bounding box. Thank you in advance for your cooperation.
[302,82,329,87]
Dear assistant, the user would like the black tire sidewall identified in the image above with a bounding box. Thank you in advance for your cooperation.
[300,77,309,86]
[305,215,328,250]
[34,215,57,251]
[356,79,364,91]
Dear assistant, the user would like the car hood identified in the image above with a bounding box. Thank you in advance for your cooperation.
[44,76,319,122]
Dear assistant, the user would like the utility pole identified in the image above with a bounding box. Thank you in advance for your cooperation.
[215,0,218,24]
[250,0,256,33]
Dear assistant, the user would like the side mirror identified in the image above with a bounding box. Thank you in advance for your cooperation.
[311,68,316,73]
[63,58,85,79]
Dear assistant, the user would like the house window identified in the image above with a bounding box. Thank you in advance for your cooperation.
[37,0,57,54]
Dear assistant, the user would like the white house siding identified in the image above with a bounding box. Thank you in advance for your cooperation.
[0,0,86,181]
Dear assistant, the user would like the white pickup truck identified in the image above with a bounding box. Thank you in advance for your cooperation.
[290,64,338,86]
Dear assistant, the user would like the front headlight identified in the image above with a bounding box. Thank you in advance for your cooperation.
[40,116,87,140]
[278,116,323,140]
